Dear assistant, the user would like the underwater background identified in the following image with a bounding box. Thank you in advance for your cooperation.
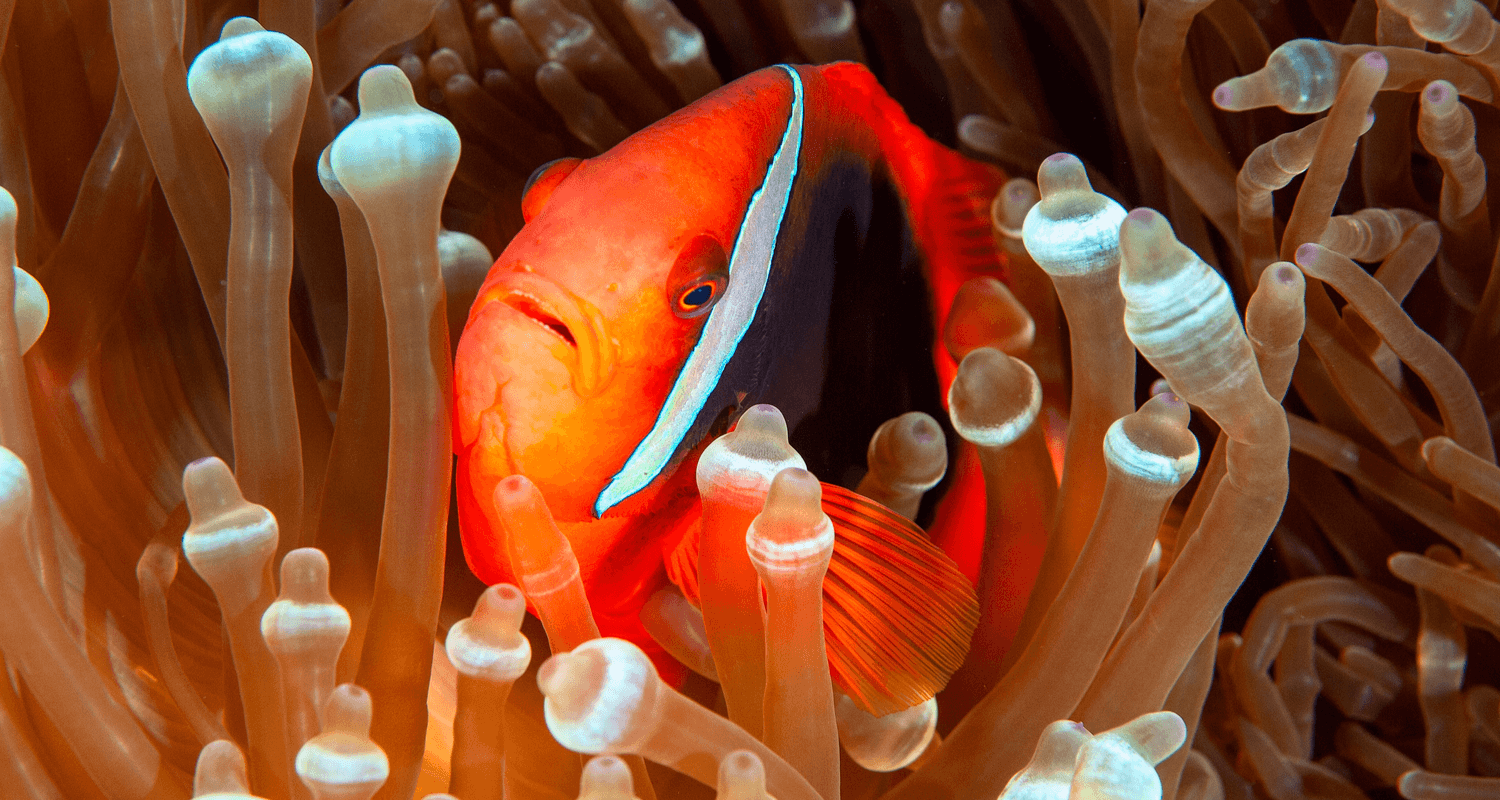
[2,0,1500,798]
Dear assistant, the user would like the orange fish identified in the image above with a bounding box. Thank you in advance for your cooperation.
[454,62,1006,712]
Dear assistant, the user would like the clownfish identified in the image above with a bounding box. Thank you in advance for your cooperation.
[454,62,1009,714]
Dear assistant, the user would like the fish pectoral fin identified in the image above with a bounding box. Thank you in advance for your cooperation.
[819,481,980,717]
[661,482,979,718]
[664,514,703,608]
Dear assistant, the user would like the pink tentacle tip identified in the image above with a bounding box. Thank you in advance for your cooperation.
[1272,263,1301,285]
[1424,81,1453,104]
[1154,392,1187,411]
[495,473,534,501]
[908,416,941,443]
[1294,242,1322,266]
[1359,51,1388,71]
[1212,85,1233,109]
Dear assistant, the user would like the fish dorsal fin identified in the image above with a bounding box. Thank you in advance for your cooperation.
[663,482,979,716]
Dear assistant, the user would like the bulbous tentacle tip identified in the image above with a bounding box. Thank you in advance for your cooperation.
[187,21,313,133]
[1420,435,1456,464]
[1035,153,1090,198]
[579,754,635,797]
[1140,391,1192,427]
[537,649,579,698]
[494,476,577,594]
[1022,155,1127,277]
[494,473,542,509]
[1098,710,1188,765]
[1026,718,1093,781]
[181,457,248,520]
[901,411,943,444]
[1073,738,1165,800]
[1268,262,1304,288]
[698,404,807,503]
[868,411,948,492]
[1002,176,1040,208]
[446,616,531,683]
[736,403,789,442]
[356,64,422,116]
[718,749,768,797]
[323,684,375,736]
[835,694,937,772]
[1292,241,1324,268]
[193,739,251,797]
[332,63,461,204]
[449,581,531,673]
[1118,207,1169,256]
[747,467,832,570]
[278,548,333,605]
[137,541,179,586]
[219,15,264,39]
[759,468,823,529]
[263,549,349,659]
[948,347,1040,448]
[993,177,1040,238]
[1211,80,1238,110]
[1423,79,1456,107]
[473,582,528,630]
[945,276,1035,361]
[180,458,278,612]
[540,639,657,754]
[1107,395,1199,487]
[1119,207,1200,288]
[296,685,388,794]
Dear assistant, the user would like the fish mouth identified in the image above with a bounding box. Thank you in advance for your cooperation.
[505,291,578,347]
[492,269,617,397]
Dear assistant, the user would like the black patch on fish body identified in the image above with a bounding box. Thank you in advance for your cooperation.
[783,162,952,524]
[712,153,952,523]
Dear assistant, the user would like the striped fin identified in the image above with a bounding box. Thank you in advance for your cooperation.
[664,481,980,715]
[819,482,979,715]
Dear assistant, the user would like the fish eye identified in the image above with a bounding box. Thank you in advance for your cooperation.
[667,234,729,320]
[675,277,724,317]
[521,157,583,223]
[683,284,714,307]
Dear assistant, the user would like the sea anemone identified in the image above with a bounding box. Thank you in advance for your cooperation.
[1,1,1499,799]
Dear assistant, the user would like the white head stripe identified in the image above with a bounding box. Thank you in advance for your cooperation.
[594,65,805,517]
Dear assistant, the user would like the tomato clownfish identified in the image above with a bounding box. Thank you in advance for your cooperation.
[454,62,1008,714]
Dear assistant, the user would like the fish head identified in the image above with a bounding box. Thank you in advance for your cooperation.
[453,68,795,590]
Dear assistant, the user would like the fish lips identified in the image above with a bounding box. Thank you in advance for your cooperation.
[488,270,617,398]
